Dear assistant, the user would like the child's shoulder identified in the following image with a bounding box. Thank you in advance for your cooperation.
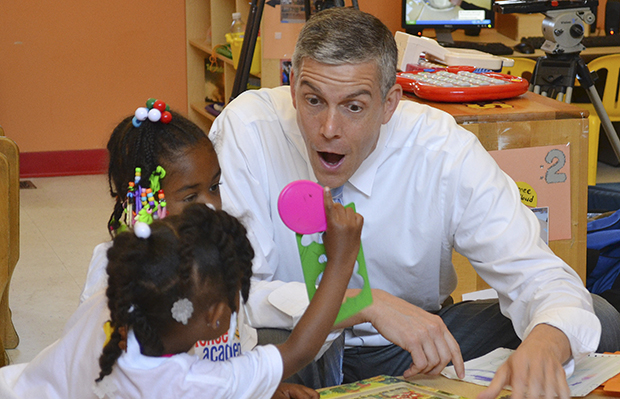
[188,344,283,397]
[80,241,113,304]
[113,340,282,398]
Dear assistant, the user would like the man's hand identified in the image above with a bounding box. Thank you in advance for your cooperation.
[271,382,319,399]
[478,324,572,399]
[363,289,465,379]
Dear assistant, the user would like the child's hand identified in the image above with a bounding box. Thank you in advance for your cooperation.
[275,188,363,380]
[271,382,319,399]
[322,186,363,275]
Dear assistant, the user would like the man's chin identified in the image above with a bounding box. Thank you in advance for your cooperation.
[315,174,348,189]
[311,160,350,188]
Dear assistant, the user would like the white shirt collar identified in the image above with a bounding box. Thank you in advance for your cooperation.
[348,123,392,197]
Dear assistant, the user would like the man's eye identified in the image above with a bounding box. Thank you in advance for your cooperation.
[307,97,320,106]
[183,194,197,202]
[210,183,221,193]
[348,104,363,112]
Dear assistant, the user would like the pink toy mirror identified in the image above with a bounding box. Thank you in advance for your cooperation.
[277,180,326,234]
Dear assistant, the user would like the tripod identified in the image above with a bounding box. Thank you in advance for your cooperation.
[529,7,620,164]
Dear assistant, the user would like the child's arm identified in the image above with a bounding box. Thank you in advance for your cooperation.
[276,186,363,380]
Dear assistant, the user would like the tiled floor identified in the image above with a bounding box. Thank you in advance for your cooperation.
[5,163,620,365]
[6,174,113,364]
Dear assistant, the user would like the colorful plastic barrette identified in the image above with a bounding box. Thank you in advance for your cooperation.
[132,98,172,127]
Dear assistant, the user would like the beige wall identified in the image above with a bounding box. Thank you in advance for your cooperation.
[0,1,401,154]
[0,2,187,153]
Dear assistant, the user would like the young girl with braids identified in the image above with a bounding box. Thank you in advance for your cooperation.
[0,200,362,398]
[83,99,248,362]
[79,99,245,372]
[77,99,321,398]
[81,98,223,302]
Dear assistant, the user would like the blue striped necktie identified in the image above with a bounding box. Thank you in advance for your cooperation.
[331,186,344,205]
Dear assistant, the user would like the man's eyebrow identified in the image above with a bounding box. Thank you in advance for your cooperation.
[300,80,372,100]
[344,89,372,99]
[299,79,323,95]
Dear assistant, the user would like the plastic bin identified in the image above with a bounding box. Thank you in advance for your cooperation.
[225,33,261,76]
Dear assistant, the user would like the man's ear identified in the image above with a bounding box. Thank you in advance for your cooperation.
[382,83,403,124]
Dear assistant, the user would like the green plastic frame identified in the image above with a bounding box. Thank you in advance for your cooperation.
[295,203,373,324]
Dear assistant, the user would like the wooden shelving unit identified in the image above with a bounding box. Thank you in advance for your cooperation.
[185,0,248,132]
[185,1,299,132]
[187,38,234,124]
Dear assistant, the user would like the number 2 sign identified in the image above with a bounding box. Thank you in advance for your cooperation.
[489,144,572,241]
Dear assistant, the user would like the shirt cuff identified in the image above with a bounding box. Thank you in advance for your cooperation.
[523,307,601,369]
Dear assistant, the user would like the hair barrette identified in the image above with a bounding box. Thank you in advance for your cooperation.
[171,298,194,325]
[132,98,172,127]
[133,221,151,239]
[123,166,168,228]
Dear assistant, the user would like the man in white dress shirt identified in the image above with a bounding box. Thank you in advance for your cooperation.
[209,7,620,399]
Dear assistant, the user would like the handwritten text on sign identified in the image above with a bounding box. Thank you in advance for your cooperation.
[489,144,571,241]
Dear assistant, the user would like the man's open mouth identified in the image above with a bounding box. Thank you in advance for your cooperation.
[318,151,344,166]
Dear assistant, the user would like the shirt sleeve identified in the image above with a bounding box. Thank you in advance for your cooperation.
[79,241,112,304]
[447,133,600,362]
[209,95,305,330]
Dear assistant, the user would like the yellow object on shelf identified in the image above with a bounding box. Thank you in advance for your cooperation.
[225,33,261,76]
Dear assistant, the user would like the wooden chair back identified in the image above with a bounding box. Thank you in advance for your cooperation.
[0,127,20,366]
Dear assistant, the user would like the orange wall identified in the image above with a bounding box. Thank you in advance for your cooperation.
[0,1,402,154]
[0,2,187,153]
[360,0,403,34]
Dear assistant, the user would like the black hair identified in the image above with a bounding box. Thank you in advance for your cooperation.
[106,110,212,236]
[96,203,254,383]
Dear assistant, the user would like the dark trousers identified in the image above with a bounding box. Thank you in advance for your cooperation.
[258,295,620,388]
[257,328,345,389]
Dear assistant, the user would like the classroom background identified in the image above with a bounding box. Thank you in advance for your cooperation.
[0,0,618,366]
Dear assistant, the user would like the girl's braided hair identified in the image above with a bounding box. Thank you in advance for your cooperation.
[96,203,254,383]
[106,110,211,236]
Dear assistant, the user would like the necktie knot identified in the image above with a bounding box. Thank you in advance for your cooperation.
[331,186,344,205]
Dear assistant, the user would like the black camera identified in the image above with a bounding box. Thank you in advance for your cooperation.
[494,0,597,14]
[494,0,597,53]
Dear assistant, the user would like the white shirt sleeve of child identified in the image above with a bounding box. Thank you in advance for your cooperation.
[79,241,112,304]
[227,344,283,398]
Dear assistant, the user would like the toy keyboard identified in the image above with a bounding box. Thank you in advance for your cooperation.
[396,66,529,103]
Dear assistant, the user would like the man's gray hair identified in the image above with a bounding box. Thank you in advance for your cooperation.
[292,8,398,100]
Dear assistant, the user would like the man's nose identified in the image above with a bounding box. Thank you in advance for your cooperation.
[320,108,341,139]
